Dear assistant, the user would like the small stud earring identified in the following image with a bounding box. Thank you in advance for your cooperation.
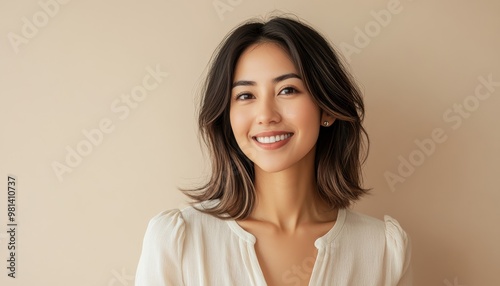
[323,121,329,127]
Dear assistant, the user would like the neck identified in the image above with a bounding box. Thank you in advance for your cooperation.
[249,148,333,232]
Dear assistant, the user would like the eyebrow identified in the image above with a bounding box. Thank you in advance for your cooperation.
[232,73,301,89]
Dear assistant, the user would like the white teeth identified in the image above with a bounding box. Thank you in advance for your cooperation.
[255,133,292,144]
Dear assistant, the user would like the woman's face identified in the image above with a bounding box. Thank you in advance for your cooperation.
[229,42,322,173]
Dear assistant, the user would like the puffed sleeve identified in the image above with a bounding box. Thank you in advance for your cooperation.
[384,215,413,286]
[135,209,185,286]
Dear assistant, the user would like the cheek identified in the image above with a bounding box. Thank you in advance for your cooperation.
[230,108,249,137]
[285,100,320,128]
[288,101,321,147]
[230,108,257,159]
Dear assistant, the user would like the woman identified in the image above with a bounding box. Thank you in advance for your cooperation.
[135,15,412,286]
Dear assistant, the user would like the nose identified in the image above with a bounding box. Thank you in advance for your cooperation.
[255,94,281,125]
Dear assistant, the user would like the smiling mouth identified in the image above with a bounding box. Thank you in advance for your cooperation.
[252,133,293,144]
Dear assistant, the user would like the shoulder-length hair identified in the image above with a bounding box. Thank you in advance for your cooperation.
[180,15,370,220]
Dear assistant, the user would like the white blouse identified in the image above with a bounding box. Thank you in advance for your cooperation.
[135,201,412,286]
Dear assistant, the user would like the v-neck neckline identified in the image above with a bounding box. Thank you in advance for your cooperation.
[226,208,347,286]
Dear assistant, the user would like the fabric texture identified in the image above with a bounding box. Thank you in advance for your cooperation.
[135,200,412,286]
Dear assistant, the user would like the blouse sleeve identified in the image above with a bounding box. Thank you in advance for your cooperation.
[384,215,413,286]
[135,209,185,286]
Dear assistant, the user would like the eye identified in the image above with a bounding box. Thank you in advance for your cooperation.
[279,86,298,95]
[235,93,254,101]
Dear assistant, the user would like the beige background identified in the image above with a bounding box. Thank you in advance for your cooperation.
[1,0,499,285]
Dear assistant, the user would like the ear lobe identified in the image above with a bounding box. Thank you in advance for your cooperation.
[321,113,336,127]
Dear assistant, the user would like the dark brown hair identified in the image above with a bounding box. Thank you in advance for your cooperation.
[180,15,370,220]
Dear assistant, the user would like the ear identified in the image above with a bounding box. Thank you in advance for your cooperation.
[320,111,336,127]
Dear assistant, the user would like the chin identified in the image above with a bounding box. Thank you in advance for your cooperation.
[253,161,293,174]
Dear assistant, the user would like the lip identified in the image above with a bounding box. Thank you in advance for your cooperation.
[252,131,294,150]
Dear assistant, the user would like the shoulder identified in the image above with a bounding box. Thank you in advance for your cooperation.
[343,209,409,241]
[382,214,410,254]
[381,214,412,281]
[342,208,386,238]
[145,200,225,239]
[147,208,184,231]
[341,209,411,257]
[342,209,413,282]
[141,208,186,256]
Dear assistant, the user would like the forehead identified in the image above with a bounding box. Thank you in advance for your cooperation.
[233,42,298,80]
